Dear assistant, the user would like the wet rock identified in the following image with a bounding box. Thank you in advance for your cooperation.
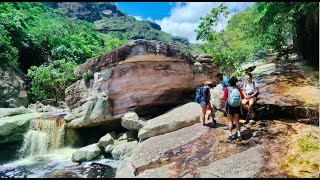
[97,133,115,148]
[115,157,136,178]
[0,112,42,145]
[0,107,36,118]
[138,102,201,140]
[111,141,138,160]
[72,143,101,162]
[121,112,146,131]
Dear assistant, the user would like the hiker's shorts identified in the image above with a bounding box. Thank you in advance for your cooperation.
[227,105,241,115]
[200,101,209,107]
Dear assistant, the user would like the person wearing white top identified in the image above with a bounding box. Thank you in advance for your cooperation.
[241,73,259,120]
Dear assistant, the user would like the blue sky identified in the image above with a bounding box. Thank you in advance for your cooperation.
[116,2,255,43]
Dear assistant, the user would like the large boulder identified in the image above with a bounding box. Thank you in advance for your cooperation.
[111,141,138,160]
[121,112,146,131]
[130,123,209,171]
[71,143,101,162]
[138,102,201,140]
[65,40,216,128]
[0,107,36,118]
[97,133,115,148]
[0,112,42,145]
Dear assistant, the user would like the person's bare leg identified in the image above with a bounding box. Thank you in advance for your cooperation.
[207,105,216,124]
[234,114,241,131]
[201,104,207,126]
[234,113,242,140]
[242,99,249,111]
[228,114,234,139]
[248,98,256,113]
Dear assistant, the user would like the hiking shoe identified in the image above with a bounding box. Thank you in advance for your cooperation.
[202,124,210,129]
[212,119,217,127]
[227,136,233,141]
[237,135,242,141]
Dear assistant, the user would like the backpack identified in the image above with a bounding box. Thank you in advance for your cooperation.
[227,87,241,107]
[195,86,204,104]
[244,82,259,96]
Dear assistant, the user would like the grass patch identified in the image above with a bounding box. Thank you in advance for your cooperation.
[297,135,319,153]
[283,134,319,178]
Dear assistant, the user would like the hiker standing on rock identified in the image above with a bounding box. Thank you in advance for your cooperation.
[241,73,259,120]
[215,72,229,116]
[221,77,245,141]
[196,81,216,128]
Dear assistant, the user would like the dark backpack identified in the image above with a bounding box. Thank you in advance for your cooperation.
[195,86,204,104]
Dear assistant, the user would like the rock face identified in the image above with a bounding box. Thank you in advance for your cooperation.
[0,68,29,108]
[238,53,319,124]
[138,102,201,140]
[0,112,42,145]
[65,40,216,128]
[44,2,124,22]
[71,143,101,162]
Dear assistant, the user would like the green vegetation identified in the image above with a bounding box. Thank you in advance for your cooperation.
[297,135,319,153]
[283,134,319,178]
[0,2,126,103]
[27,59,77,104]
[82,70,94,83]
[195,2,319,73]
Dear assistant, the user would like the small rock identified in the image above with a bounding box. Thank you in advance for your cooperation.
[253,131,263,137]
[159,157,169,163]
[249,120,256,124]
[98,133,115,148]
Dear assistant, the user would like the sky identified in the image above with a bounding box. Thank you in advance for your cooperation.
[116,2,255,44]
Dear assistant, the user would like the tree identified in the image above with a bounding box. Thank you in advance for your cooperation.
[27,59,77,104]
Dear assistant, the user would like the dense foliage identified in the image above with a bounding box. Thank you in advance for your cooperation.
[27,59,77,104]
[195,2,319,73]
[0,2,126,103]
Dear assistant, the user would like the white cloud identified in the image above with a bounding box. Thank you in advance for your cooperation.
[133,16,143,21]
[155,2,255,44]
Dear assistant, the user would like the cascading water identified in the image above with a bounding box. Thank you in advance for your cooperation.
[18,117,65,157]
[0,112,119,178]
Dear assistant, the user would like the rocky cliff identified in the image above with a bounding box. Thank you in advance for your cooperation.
[42,2,189,45]
[0,68,29,108]
[64,40,217,128]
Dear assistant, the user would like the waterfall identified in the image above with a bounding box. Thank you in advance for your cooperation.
[19,117,65,157]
